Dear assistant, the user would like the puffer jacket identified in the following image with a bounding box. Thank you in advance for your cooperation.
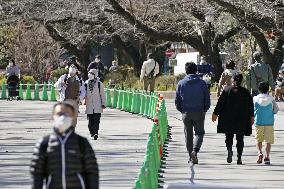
[30,128,99,189]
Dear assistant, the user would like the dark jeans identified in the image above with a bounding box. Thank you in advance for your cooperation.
[87,113,101,136]
[182,112,206,156]
[225,134,244,156]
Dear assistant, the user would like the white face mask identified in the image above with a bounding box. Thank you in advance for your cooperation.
[54,115,73,133]
[95,58,100,63]
[69,67,77,74]
[9,62,13,66]
[88,73,95,80]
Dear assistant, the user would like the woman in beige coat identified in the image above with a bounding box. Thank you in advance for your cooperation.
[217,60,238,97]
[84,69,106,140]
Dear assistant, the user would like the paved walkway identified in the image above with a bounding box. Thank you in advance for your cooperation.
[163,100,284,189]
[0,100,152,189]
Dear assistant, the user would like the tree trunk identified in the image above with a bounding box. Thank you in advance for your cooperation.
[212,43,223,82]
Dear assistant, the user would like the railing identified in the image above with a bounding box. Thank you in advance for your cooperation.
[105,88,170,188]
[0,82,56,101]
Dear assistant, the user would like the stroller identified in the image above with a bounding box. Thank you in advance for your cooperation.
[7,75,21,101]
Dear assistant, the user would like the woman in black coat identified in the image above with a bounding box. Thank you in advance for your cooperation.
[212,73,254,164]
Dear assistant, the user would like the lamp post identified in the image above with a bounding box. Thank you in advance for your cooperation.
[205,11,215,67]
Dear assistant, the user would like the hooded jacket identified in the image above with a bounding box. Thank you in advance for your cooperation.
[253,94,279,126]
[85,78,106,114]
[175,74,210,113]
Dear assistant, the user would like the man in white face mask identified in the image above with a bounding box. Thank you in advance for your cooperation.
[84,69,106,140]
[54,64,86,126]
[87,55,105,82]
[31,102,99,189]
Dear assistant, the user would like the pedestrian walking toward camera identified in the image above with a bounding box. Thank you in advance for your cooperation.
[212,74,254,165]
[87,55,105,82]
[84,69,106,140]
[30,102,99,189]
[254,82,279,165]
[175,62,210,164]
[54,64,85,126]
[247,51,275,96]
[6,59,20,79]
[140,53,159,93]
[217,60,238,98]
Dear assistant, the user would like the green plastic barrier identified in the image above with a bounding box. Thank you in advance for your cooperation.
[25,83,32,100]
[34,82,40,100]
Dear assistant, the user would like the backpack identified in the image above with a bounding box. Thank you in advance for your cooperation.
[41,134,86,177]
[63,74,83,86]
[145,62,157,79]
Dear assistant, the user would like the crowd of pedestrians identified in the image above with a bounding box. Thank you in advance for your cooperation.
[175,51,280,166]
[27,50,282,188]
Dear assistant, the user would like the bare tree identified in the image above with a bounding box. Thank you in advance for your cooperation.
[209,0,284,77]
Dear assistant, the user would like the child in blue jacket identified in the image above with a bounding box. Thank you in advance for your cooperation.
[253,82,279,165]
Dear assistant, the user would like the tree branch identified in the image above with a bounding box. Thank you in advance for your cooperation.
[214,26,242,44]
[106,0,206,53]
[44,23,81,57]
[209,0,278,32]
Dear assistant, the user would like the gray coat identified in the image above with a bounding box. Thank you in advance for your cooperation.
[85,79,106,114]
[246,61,275,91]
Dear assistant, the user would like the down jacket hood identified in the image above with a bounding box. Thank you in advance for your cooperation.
[253,94,274,106]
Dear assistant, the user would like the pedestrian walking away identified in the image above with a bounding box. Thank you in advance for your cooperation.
[30,102,99,189]
[254,82,279,165]
[175,62,211,164]
[212,73,254,165]
[246,51,275,96]
[140,53,159,93]
[84,69,106,140]
[217,60,238,98]
[54,64,85,126]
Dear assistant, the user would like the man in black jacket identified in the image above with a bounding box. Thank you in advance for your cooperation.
[87,55,105,82]
[30,101,99,189]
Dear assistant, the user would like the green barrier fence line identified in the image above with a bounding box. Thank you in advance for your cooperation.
[105,88,170,188]
[1,83,171,188]
[0,82,56,101]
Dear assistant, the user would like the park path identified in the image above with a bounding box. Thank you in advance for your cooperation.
[162,100,284,189]
[0,100,152,189]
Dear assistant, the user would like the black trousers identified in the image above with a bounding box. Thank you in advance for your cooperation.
[225,134,244,156]
[87,113,101,136]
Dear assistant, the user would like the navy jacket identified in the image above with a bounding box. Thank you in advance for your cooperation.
[175,74,210,113]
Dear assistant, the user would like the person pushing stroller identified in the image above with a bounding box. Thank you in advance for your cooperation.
[5,59,21,100]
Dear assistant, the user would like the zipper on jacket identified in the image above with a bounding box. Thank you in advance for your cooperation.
[58,131,72,189]
[46,174,52,189]
[77,173,86,189]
